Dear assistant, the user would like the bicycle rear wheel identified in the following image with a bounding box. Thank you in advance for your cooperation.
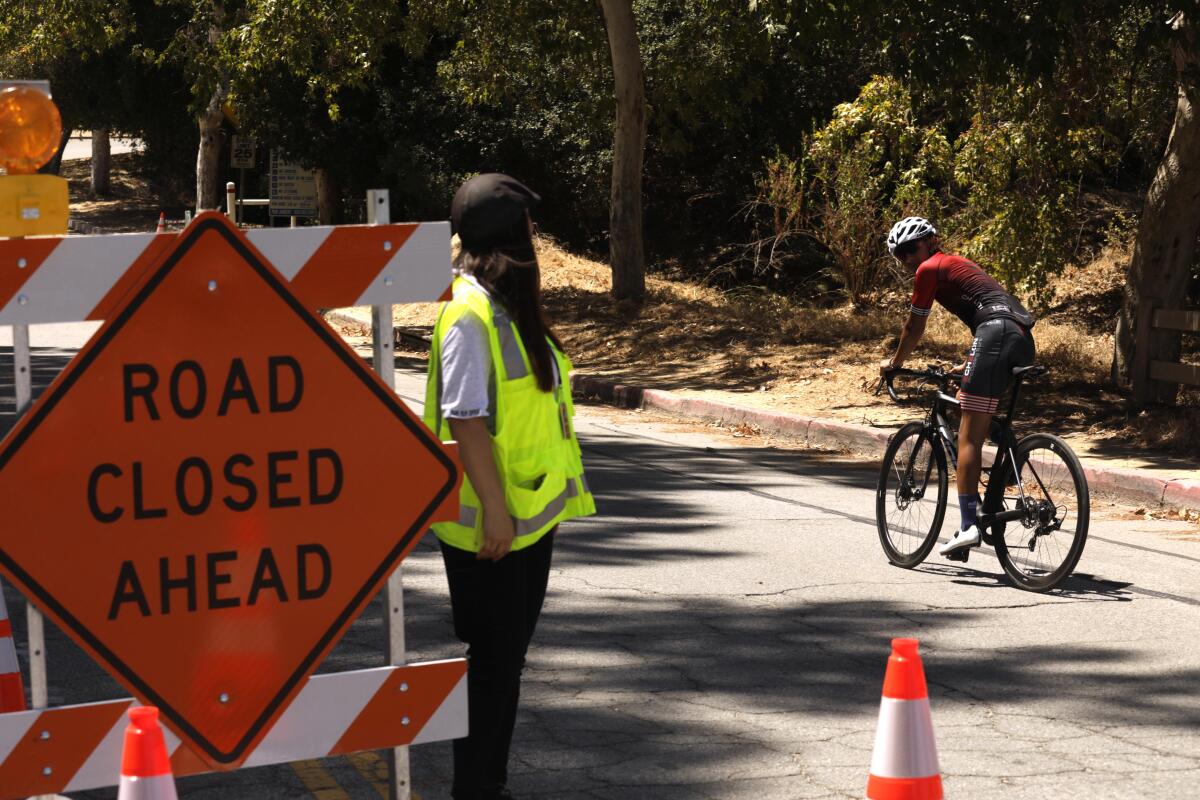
[993,433,1089,591]
[876,422,948,567]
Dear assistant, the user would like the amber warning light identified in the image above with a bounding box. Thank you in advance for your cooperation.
[0,85,63,174]
[0,83,69,236]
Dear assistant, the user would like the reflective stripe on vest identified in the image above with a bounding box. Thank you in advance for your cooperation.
[494,306,528,380]
[453,474,585,535]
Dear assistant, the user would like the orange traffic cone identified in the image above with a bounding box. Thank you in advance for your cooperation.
[155,212,166,233]
[117,706,179,800]
[866,638,942,800]
[0,588,26,712]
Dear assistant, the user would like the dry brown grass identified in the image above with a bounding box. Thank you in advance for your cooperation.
[60,156,1192,460]
[63,153,164,233]
[379,234,1196,459]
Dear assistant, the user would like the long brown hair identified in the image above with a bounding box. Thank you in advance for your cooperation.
[455,239,563,392]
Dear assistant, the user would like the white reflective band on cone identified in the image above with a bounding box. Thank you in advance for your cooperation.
[869,697,940,778]
[0,590,18,673]
[118,773,179,800]
[0,644,16,674]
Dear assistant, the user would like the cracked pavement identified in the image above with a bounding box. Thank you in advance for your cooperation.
[2,324,1199,799]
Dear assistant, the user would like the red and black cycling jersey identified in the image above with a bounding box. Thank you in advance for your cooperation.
[909,252,1035,333]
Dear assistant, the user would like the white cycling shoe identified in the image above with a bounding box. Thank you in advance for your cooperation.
[939,524,981,557]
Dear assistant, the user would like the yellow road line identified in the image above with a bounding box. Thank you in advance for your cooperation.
[291,759,351,800]
[346,751,422,800]
[347,751,389,797]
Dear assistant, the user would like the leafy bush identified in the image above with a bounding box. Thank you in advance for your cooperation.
[745,76,952,304]
[952,82,1110,302]
[748,74,1112,307]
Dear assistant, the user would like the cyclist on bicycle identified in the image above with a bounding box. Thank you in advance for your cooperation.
[879,217,1036,558]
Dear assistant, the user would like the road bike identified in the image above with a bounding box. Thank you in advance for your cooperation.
[874,365,1090,592]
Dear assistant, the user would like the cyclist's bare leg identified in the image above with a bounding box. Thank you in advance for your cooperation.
[956,410,993,499]
[939,409,993,558]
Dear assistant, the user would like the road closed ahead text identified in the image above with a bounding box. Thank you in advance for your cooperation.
[95,356,339,620]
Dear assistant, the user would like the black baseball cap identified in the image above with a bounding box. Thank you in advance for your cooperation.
[451,173,541,252]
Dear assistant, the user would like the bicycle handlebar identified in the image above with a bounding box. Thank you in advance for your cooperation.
[875,366,959,403]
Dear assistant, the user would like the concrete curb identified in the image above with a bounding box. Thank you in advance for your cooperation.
[571,373,1200,511]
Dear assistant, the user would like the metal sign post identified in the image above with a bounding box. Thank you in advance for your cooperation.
[230,136,255,223]
[10,323,47,710]
[367,188,412,800]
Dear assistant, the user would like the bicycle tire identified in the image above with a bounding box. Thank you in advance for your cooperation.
[876,421,948,567]
[993,432,1090,592]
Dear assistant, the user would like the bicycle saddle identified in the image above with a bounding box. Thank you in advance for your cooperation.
[1011,365,1048,379]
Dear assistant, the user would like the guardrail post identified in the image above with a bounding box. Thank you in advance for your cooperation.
[367,188,411,800]
[226,181,237,224]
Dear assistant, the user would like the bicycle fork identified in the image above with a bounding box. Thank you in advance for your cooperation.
[935,419,957,469]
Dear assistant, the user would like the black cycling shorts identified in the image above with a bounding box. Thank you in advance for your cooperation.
[959,317,1035,413]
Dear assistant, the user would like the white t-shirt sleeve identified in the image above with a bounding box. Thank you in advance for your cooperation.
[440,310,492,419]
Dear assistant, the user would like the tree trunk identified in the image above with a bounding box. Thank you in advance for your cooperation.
[91,127,111,196]
[599,0,646,301]
[316,168,342,225]
[1113,12,1200,405]
[195,84,229,210]
[42,125,72,176]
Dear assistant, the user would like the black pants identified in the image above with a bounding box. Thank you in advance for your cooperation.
[440,529,555,800]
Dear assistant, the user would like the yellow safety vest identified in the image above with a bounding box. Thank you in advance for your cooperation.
[424,276,595,552]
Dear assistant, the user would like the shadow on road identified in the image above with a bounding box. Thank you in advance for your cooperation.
[0,345,77,438]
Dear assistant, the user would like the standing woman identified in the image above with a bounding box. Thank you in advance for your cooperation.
[424,173,595,800]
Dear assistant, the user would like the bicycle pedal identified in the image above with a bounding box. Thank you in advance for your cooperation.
[946,549,969,563]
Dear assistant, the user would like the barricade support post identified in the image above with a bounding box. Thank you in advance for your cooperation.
[11,323,48,712]
[367,188,412,800]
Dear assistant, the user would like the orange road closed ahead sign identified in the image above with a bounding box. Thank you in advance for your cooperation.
[0,213,460,768]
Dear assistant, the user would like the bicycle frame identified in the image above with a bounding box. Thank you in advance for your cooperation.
[879,362,1085,590]
[897,367,1042,532]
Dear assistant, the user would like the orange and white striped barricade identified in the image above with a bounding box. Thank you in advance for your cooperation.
[0,221,452,326]
[0,588,24,712]
[0,207,456,797]
[0,660,465,798]
[117,706,178,800]
[866,638,942,800]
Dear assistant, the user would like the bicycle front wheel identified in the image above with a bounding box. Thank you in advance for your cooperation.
[993,433,1090,591]
[876,422,948,567]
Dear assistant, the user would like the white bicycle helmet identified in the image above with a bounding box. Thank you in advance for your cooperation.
[886,216,937,255]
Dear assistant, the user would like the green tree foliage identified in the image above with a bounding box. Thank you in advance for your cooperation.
[738,2,1180,308]
[804,77,952,303]
[744,77,952,304]
[752,75,1112,305]
[3,0,415,207]
[952,84,1109,299]
[0,0,1190,322]
[1,1,198,195]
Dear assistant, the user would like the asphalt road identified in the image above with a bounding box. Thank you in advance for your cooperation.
[1,323,1198,799]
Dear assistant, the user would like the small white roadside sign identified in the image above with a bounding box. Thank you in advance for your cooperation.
[231,135,256,169]
[269,149,317,218]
